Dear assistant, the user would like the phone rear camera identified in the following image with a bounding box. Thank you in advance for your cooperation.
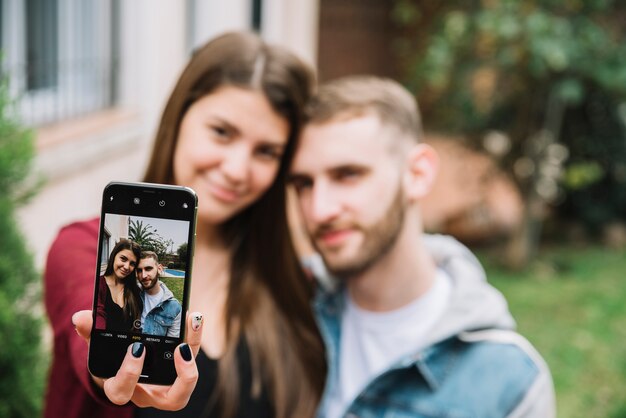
[133,197,140,204]
[182,203,188,209]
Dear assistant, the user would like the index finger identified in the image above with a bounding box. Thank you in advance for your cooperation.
[103,342,146,405]
[131,343,198,410]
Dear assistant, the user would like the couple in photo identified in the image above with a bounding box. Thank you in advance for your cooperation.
[95,238,182,338]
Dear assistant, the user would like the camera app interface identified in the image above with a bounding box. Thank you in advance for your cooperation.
[95,213,190,341]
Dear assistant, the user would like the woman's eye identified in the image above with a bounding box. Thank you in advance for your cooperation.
[210,125,231,141]
[256,146,283,161]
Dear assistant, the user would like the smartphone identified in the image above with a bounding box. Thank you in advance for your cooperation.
[89,181,197,385]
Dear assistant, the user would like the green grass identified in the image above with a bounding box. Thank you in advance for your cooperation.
[478,245,626,418]
[159,277,185,303]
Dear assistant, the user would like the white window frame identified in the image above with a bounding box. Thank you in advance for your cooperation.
[1,0,115,126]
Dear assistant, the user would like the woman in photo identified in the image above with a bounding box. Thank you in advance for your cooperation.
[44,31,326,418]
[94,238,142,333]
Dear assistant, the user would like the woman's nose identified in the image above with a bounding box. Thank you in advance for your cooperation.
[222,145,250,183]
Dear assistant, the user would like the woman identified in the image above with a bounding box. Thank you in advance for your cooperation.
[44,31,326,418]
[94,238,142,332]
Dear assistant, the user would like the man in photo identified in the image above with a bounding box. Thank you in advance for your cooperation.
[290,75,556,417]
[136,251,182,338]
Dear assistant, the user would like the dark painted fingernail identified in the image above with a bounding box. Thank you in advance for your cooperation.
[180,343,192,362]
[132,342,144,358]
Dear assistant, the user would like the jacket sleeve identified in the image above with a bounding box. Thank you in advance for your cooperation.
[506,366,556,418]
[44,219,115,405]
[166,304,182,338]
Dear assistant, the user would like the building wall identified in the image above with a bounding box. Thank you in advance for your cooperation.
[317,0,399,81]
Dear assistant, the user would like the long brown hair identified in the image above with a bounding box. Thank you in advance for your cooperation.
[143,31,326,418]
[104,238,142,329]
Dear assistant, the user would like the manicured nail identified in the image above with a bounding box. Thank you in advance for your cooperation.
[131,342,144,358]
[180,343,192,362]
[191,313,203,331]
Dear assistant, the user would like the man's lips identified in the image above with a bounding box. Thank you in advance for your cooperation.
[316,228,353,247]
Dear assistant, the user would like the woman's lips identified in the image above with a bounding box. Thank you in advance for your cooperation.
[207,181,242,203]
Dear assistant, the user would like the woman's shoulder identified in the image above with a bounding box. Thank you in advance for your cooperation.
[56,217,100,241]
[46,217,100,283]
[48,217,100,255]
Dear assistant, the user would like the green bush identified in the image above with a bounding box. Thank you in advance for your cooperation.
[0,77,45,417]
[392,0,626,261]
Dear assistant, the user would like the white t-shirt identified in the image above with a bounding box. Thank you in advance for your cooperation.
[326,269,452,418]
[141,286,164,325]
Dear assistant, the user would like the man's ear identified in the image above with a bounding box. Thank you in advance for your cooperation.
[403,143,439,202]
[158,263,164,274]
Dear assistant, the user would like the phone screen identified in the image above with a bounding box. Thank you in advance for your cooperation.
[89,182,197,384]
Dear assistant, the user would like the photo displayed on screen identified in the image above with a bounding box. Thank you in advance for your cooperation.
[95,213,189,338]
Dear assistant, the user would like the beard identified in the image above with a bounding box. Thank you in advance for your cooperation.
[141,276,159,291]
[313,184,406,278]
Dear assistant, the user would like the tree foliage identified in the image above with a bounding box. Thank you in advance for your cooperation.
[0,76,45,417]
[392,0,626,261]
[128,219,171,261]
[175,243,188,271]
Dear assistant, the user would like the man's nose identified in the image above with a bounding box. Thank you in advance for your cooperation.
[309,182,341,224]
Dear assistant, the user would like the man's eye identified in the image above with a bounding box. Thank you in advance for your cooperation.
[290,177,313,192]
[336,169,362,180]
[213,126,227,136]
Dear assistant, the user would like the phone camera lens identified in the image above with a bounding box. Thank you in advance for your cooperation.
[182,203,188,209]
[133,197,140,204]
[159,200,166,207]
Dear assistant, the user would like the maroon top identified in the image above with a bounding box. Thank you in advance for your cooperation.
[44,218,133,418]
[96,275,108,329]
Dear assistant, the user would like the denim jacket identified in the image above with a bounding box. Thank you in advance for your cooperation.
[141,282,182,337]
[311,235,556,418]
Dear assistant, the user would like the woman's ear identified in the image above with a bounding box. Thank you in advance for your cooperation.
[404,143,439,202]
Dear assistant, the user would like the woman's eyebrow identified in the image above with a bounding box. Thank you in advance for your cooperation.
[210,116,240,135]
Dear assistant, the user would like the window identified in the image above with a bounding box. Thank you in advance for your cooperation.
[1,0,119,126]
[251,0,263,32]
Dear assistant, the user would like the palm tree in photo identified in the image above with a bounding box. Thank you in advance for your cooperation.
[128,219,158,248]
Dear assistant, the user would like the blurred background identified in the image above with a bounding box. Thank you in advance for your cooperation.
[1,0,625,417]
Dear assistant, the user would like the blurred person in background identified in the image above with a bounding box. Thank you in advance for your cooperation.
[290,75,555,418]
[44,31,325,418]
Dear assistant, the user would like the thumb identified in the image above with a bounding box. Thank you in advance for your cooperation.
[72,310,93,342]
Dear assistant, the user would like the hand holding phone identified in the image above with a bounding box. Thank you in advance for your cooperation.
[74,310,203,409]
[89,182,198,385]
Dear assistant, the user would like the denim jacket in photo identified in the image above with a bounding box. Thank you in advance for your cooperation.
[141,282,182,337]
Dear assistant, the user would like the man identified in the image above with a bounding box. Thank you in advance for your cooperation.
[136,251,182,338]
[290,76,555,417]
